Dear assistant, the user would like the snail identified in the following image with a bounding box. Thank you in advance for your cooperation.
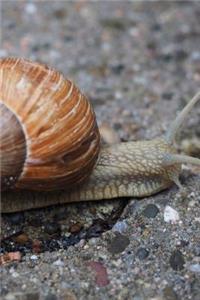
[0,57,200,213]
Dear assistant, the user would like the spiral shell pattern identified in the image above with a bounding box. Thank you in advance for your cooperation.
[0,58,100,191]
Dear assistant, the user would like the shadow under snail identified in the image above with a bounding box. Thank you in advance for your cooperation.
[0,57,200,213]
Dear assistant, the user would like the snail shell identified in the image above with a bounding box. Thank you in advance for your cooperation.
[0,58,100,191]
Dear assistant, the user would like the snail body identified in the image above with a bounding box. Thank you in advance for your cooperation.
[0,57,200,213]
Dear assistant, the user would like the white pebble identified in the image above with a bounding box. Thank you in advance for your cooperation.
[12,272,19,278]
[115,91,122,100]
[191,51,200,61]
[9,267,19,278]
[53,259,64,266]
[112,220,127,233]
[25,3,37,14]
[164,205,180,224]
[188,264,200,273]
[0,49,8,57]
[30,255,38,260]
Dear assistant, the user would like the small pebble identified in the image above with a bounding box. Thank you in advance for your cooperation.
[191,51,200,61]
[44,222,60,235]
[88,261,109,287]
[162,92,174,101]
[32,239,42,254]
[193,244,200,256]
[107,232,130,254]
[7,212,25,225]
[164,206,180,224]
[45,294,58,300]
[30,255,38,261]
[136,247,149,260]
[69,222,83,234]
[190,278,200,300]
[28,216,43,227]
[142,204,159,218]
[188,264,200,273]
[4,292,39,300]
[162,286,178,300]
[0,252,21,265]
[53,9,67,19]
[61,289,77,300]
[112,220,128,233]
[12,271,19,279]
[169,250,185,270]
[53,259,65,267]
[13,233,29,245]
[25,3,37,14]
[86,219,110,238]
[0,49,8,57]
[110,63,125,74]
[174,49,188,61]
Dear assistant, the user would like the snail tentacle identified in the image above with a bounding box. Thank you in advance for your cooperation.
[165,91,200,144]
[163,154,200,166]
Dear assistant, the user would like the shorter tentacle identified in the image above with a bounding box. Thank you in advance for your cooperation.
[168,172,184,190]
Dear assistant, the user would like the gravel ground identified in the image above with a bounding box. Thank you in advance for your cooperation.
[1,1,200,299]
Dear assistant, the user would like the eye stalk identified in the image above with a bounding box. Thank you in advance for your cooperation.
[163,92,200,167]
[165,92,200,144]
[161,92,200,190]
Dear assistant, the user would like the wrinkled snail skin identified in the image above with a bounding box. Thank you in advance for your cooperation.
[0,58,200,213]
[2,138,182,212]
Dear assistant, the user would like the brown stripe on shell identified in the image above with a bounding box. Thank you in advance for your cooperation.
[0,57,100,191]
